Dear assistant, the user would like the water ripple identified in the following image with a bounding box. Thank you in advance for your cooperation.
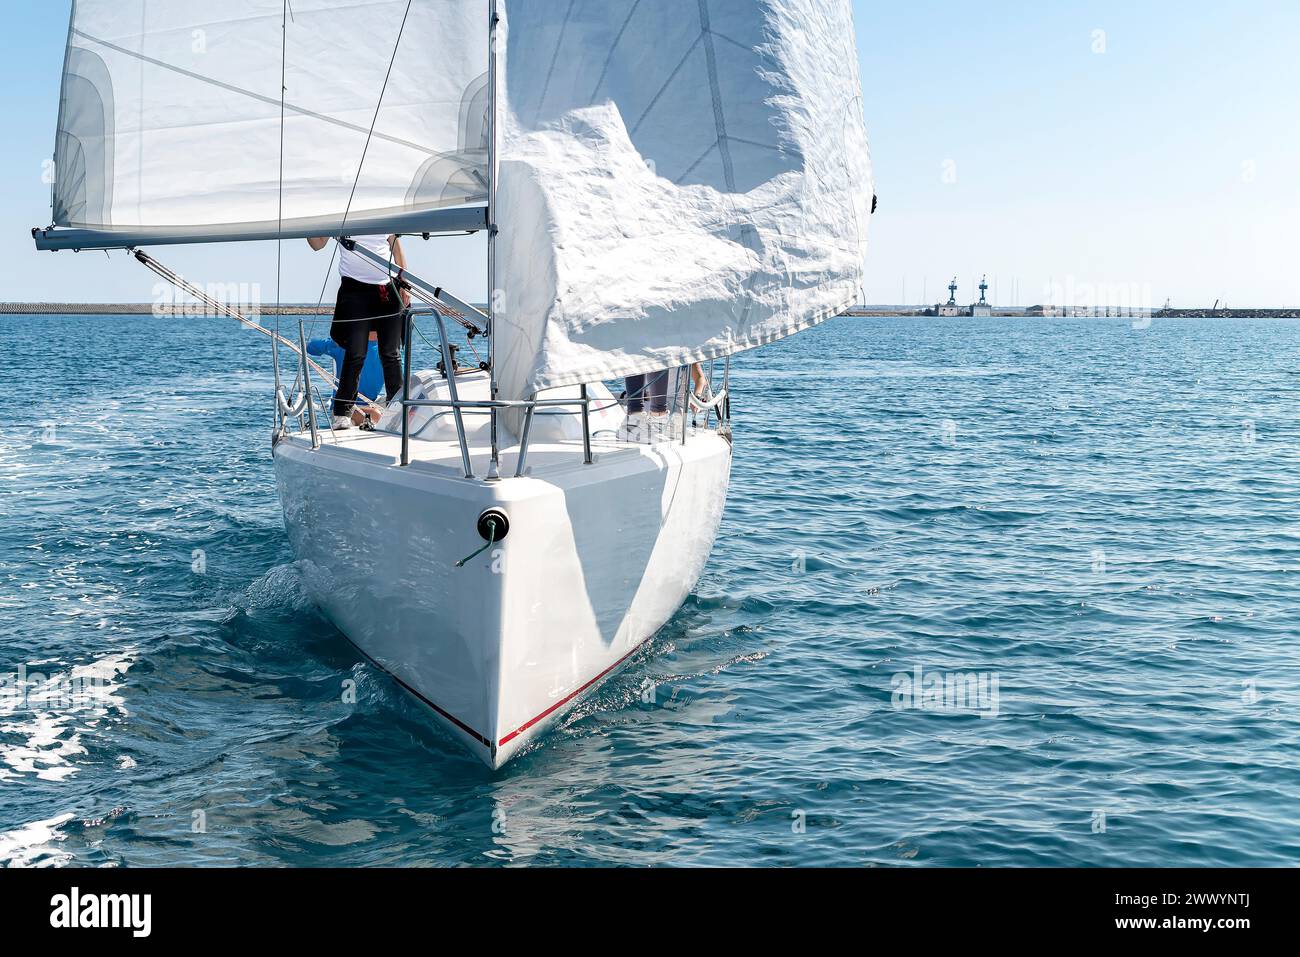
[1,314,1298,865]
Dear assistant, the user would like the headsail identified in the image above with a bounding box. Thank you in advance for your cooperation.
[492,0,874,405]
[39,0,489,249]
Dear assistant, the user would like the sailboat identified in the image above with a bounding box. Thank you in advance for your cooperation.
[32,0,873,767]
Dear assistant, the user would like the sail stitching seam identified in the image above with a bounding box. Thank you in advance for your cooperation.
[534,0,577,118]
[587,0,643,102]
[630,33,705,135]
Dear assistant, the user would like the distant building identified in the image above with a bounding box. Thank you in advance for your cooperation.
[930,277,963,316]
[925,274,996,316]
[1025,304,1065,317]
[968,276,992,316]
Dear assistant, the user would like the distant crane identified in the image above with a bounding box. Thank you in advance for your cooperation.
[978,275,989,305]
[946,277,958,306]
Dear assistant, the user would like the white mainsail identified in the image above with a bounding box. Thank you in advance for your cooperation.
[493,0,873,405]
[46,0,488,244]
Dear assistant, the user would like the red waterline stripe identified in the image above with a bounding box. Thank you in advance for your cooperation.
[342,634,492,750]
[498,637,652,746]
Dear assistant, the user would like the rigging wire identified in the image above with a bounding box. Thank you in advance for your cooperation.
[130,249,347,394]
[314,0,413,317]
[340,0,413,234]
[303,0,414,438]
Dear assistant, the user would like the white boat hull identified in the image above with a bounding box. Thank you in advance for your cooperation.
[272,426,731,767]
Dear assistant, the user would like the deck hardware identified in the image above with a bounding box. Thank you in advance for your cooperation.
[456,509,509,567]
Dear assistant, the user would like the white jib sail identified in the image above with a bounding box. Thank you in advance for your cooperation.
[492,0,874,407]
[51,0,488,239]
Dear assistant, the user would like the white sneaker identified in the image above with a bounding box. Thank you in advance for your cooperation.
[648,412,671,443]
[331,415,354,431]
[623,412,643,442]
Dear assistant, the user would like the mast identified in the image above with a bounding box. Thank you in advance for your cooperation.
[486,0,501,480]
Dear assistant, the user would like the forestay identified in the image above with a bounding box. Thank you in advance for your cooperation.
[44,0,488,244]
[492,0,874,406]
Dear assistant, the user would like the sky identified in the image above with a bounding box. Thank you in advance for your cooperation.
[0,1,1297,307]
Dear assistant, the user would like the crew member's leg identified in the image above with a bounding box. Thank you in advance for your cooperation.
[625,373,647,414]
[646,369,669,414]
[372,282,406,403]
[330,279,372,418]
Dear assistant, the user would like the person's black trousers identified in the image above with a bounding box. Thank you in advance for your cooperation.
[625,371,669,413]
[329,276,405,417]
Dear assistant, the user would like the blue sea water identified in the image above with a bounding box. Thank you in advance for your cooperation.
[2,312,1298,867]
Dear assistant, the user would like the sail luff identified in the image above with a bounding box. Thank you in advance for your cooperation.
[50,0,78,224]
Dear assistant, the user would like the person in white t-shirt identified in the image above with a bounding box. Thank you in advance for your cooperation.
[306,234,411,429]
